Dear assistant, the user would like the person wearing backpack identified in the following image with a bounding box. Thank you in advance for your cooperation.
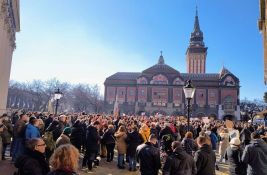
[162,141,197,175]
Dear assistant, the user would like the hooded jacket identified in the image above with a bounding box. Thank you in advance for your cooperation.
[194,144,216,175]
[241,139,267,175]
[139,124,150,143]
[162,147,197,175]
[226,146,246,175]
[136,142,161,175]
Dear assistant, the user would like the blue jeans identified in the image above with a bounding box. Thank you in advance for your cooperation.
[118,154,124,167]
[129,155,136,169]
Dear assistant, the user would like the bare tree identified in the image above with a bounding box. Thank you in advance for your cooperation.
[7,79,103,113]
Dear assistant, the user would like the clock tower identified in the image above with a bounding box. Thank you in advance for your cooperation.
[186,8,208,74]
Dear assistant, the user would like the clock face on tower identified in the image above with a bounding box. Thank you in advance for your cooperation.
[196,32,199,35]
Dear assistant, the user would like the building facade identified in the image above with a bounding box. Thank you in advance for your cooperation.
[104,10,240,120]
[0,0,20,115]
[259,0,267,84]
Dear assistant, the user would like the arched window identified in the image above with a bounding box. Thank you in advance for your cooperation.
[150,74,168,85]
[223,76,235,86]
[137,77,148,84]
[173,77,184,85]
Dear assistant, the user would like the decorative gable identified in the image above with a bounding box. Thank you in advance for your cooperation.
[223,76,236,86]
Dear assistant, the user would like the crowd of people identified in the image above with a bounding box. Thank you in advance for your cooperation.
[0,111,267,175]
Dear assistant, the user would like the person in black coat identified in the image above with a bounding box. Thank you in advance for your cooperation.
[44,114,54,130]
[239,123,251,147]
[82,121,100,171]
[194,136,216,175]
[241,132,267,175]
[15,138,50,175]
[159,123,175,155]
[102,124,116,162]
[225,138,246,175]
[162,141,197,175]
[70,120,84,151]
[126,125,142,171]
[136,134,161,175]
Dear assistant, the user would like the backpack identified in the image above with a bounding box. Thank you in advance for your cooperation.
[42,131,56,151]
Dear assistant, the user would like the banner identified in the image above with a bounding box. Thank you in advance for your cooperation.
[113,94,119,118]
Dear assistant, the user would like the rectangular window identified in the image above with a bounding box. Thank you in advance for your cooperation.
[130,90,135,96]
[141,89,145,96]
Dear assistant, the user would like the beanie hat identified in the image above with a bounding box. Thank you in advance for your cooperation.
[63,127,72,135]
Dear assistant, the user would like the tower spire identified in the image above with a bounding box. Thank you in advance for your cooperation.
[194,6,200,33]
[186,6,208,74]
[158,51,165,64]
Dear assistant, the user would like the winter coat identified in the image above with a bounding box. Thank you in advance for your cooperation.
[136,142,161,175]
[206,131,218,150]
[114,131,127,154]
[14,119,26,138]
[241,139,267,175]
[70,121,83,150]
[1,120,13,144]
[44,116,53,130]
[25,124,41,139]
[102,128,115,145]
[85,125,100,152]
[162,147,197,175]
[56,134,70,147]
[225,146,246,175]
[181,138,198,156]
[15,149,50,175]
[126,130,142,157]
[239,128,251,143]
[219,132,229,156]
[159,126,175,140]
[139,124,150,143]
[194,144,216,175]
[46,120,62,141]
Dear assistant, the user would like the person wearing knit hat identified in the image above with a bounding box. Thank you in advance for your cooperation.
[63,127,72,136]
[56,127,71,148]
[225,137,246,175]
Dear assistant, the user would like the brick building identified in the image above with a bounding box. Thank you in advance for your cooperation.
[104,10,240,120]
[258,0,267,84]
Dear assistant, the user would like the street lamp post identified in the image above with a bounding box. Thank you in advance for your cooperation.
[54,88,63,116]
[183,80,196,132]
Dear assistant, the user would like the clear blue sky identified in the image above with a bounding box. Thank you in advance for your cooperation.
[11,0,266,100]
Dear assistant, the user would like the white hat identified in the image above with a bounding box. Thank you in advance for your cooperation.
[230,138,241,146]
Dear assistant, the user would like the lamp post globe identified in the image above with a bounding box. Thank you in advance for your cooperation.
[183,80,196,132]
[54,88,63,116]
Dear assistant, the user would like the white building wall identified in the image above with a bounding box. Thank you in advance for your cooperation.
[0,0,20,115]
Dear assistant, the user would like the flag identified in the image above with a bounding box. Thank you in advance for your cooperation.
[113,94,119,118]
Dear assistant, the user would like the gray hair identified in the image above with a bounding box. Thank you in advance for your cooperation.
[25,138,41,150]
